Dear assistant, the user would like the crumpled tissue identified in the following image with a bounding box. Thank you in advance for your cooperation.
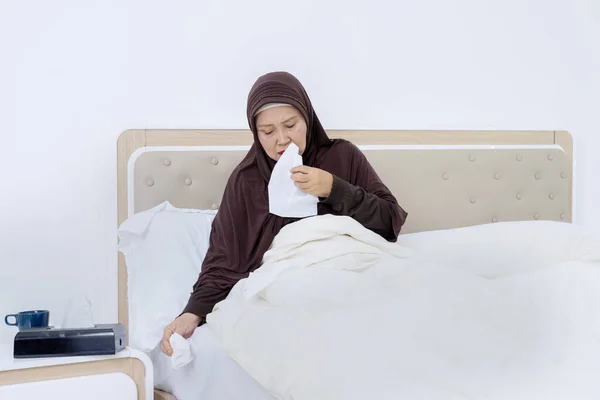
[169,333,194,369]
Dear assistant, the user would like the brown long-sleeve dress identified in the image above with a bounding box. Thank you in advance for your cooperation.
[181,72,407,322]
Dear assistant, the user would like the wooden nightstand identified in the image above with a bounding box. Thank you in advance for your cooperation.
[0,343,153,399]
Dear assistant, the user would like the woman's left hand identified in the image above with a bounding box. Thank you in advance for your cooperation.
[290,166,333,198]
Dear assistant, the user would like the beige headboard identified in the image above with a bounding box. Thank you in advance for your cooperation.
[116,129,573,337]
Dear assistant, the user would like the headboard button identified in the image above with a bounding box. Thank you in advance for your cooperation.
[516,155,523,161]
[163,159,171,166]
[516,193,522,200]
[534,213,540,220]
[469,155,476,162]
[470,197,476,204]
[549,193,554,200]
[560,213,565,220]
[211,204,219,210]
[211,158,219,165]
[185,178,192,186]
[442,173,449,180]
[494,173,500,180]
[146,179,154,187]
[560,172,567,179]
[548,154,554,161]
[492,216,498,223]
[535,172,541,180]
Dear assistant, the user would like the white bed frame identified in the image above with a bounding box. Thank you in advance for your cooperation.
[116,128,573,400]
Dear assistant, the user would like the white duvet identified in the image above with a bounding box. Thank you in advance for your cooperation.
[207,215,600,400]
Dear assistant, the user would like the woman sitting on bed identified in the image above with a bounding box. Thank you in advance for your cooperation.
[161,71,408,356]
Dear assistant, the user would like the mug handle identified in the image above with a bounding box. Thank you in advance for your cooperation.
[5,314,18,326]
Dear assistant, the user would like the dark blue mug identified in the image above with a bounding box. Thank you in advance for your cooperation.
[5,310,50,331]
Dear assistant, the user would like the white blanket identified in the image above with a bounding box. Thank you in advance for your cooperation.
[207,215,600,400]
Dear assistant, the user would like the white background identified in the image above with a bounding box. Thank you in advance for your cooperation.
[0,0,598,343]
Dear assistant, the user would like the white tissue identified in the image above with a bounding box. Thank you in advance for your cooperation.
[169,333,193,369]
[268,142,318,218]
[61,294,95,329]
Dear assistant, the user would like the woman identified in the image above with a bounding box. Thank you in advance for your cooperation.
[161,71,408,356]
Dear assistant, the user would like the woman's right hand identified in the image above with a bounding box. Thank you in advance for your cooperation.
[160,312,201,356]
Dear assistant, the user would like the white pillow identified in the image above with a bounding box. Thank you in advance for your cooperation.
[118,201,216,352]
[397,220,600,278]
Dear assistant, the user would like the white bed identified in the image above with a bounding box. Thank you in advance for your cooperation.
[149,324,275,400]
[115,129,600,400]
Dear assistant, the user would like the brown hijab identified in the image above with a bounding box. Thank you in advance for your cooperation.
[244,71,334,182]
[182,71,406,320]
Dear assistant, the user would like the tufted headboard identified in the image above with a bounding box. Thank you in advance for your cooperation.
[116,129,573,336]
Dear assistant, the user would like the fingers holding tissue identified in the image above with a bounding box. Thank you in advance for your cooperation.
[168,333,193,370]
[160,313,198,369]
[267,142,320,218]
[290,165,333,198]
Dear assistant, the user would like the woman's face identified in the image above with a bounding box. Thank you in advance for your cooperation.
[255,105,307,161]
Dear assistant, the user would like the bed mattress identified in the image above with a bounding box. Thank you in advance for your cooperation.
[148,324,275,400]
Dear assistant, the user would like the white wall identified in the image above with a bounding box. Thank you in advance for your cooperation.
[1,0,598,343]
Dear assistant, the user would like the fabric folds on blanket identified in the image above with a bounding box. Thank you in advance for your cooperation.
[207,215,600,400]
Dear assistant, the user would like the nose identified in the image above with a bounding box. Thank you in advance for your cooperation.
[276,129,288,145]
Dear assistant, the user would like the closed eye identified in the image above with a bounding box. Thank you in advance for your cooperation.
[285,123,296,129]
